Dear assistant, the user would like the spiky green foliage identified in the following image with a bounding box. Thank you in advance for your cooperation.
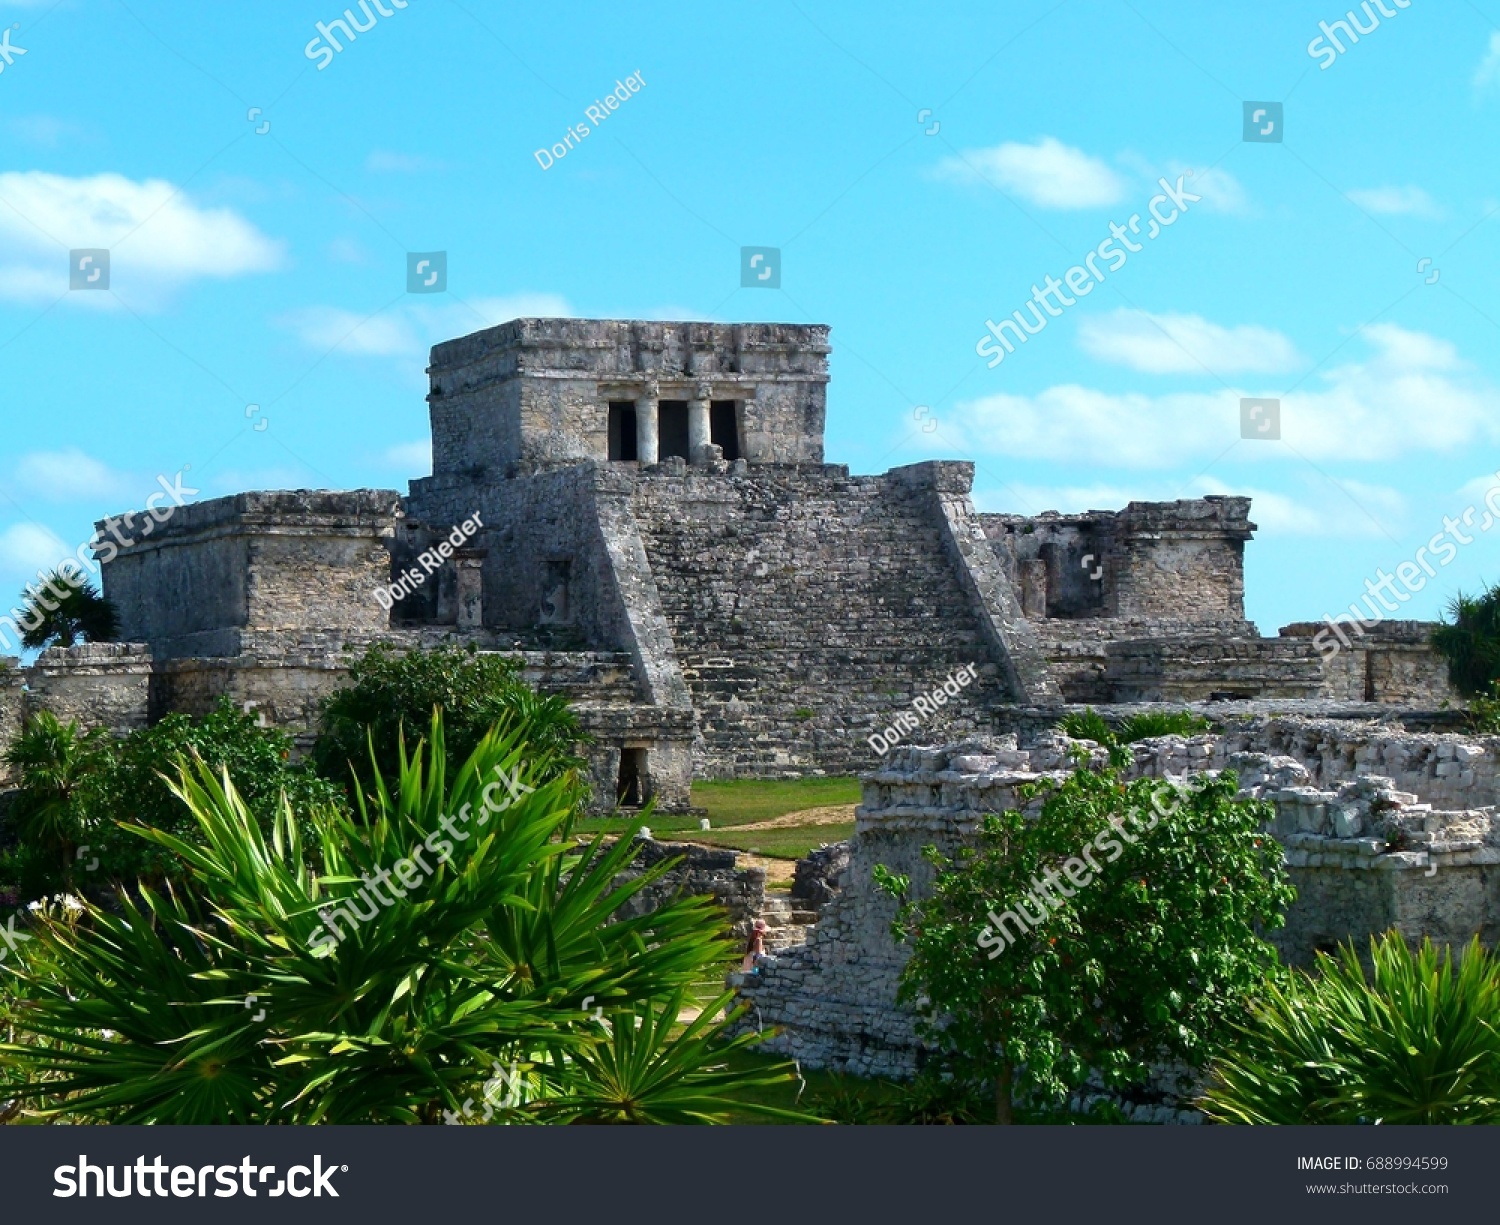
[1117,710,1212,742]
[877,760,1293,1122]
[0,714,809,1124]
[1432,582,1500,699]
[1056,708,1212,748]
[16,571,119,650]
[1202,934,1500,1125]
[315,644,589,802]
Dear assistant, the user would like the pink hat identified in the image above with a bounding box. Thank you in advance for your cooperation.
[753,919,768,932]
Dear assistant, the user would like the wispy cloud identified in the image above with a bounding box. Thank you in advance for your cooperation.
[937,324,1496,468]
[932,137,1126,209]
[0,171,284,307]
[1078,310,1302,375]
[1347,185,1443,218]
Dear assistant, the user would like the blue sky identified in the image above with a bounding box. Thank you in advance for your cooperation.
[1,0,1499,645]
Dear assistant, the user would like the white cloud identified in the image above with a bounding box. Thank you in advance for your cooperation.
[1475,31,1500,91]
[327,236,369,265]
[945,324,1498,467]
[0,171,284,305]
[5,115,89,147]
[0,522,71,577]
[1194,475,1405,538]
[278,293,574,362]
[381,440,431,473]
[932,137,1126,209]
[1078,310,1302,375]
[973,481,1161,516]
[1347,185,1442,218]
[13,449,132,503]
[278,306,419,357]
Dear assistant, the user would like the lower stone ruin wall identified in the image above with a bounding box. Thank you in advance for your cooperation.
[737,724,1500,1096]
[614,837,765,939]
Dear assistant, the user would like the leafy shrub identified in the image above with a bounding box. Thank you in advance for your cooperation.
[0,701,341,900]
[314,644,589,801]
[1203,933,1500,1124]
[1056,708,1113,745]
[0,715,811,1124]
[1117,710,1212,742]
[1432,583,1500,699]
[877,759,1293,1122]
[1056,707,1211,747]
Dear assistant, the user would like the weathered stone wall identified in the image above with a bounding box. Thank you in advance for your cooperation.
[983,497,1252,625]
[0,658,23,787]
[628,461,1037,776]
[1104,636,1325,702]
[101,490,401,658]
[739,727,1500,1081]
[1280,619,1456,706]
[426,319,830,474]
[614,837,766,938]
[1212,716,1500,811]
[27,643,153,734]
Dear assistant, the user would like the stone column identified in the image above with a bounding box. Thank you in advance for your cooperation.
[635,381,659,465]
[688,383,712,463]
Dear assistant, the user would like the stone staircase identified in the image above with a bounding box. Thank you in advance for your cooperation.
[758,894,819,952]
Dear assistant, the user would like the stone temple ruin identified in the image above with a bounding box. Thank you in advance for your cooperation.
[0,318,1460,809]
[0,316,1482,1087]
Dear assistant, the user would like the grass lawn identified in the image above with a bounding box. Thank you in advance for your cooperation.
[712,1046,899,1125]
[575,777,861,855]
[693,822,856,861]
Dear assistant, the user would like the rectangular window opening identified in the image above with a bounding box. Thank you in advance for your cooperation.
[608,401,638,461]
[657,401,690,461]
[710,400,741,461]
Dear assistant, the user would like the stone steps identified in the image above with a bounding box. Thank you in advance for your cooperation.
[758,894,818,951]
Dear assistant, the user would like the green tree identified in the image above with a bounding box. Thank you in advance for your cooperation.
[876,758,1293,1123]
[0,714,811,1124]
[0,712,114,895]
[1431,582,1500,699]
[1203,934,1500,1125]
[16,571,119,651]
[315,644,588,801]
[0,700,343,902]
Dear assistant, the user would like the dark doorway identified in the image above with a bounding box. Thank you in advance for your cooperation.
[657,401,690,461]
[616,747,649,807]
[608,401,638,461]
[710,400,741,460]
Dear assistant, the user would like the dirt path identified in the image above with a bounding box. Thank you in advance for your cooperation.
[717,803,858,833]
[676,803,858,883]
